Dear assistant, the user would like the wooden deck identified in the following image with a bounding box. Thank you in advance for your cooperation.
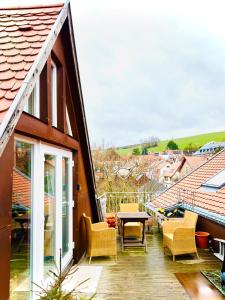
[80,228,223,300]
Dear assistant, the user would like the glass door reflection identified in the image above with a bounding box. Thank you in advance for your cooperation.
[44,154,56,277]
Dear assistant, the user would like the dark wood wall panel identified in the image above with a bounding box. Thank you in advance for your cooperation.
[0,226,11,300]
[0,135,13,300]
[197,216,225,250]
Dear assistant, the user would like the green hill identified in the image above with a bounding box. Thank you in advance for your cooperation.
[116,131,225,156]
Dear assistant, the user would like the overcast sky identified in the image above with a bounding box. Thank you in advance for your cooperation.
[7,0,225,147]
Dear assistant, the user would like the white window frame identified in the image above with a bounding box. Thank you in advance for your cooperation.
[66,106,73,136]
[14,135,73,298]
[23,78,40,118]
[51,60,57,127]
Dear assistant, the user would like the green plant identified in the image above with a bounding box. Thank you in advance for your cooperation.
[33,250,95,300]
[167,140,178,150]
[132,147,140,155]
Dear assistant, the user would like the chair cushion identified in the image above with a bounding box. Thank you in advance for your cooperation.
[124,222,141,227]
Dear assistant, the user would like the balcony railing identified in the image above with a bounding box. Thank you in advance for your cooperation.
[97,192,154,220]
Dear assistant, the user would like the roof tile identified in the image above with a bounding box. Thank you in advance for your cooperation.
[8,30,22,37]
[30,41,42,49]
[0,79,16,90]
[10,35,26,43]
[0,89,6,99]
[15,41,30,49]
[4,89,17,100]
[0,4,63,117]
[22,30,37,37]
[7,54,23,63]
[30,48,40,55]
[0,31,7,38]
[0,62,10,72]
[20,48,33,56]
[26,35,41,43]
[11,61,26,71]
[5,25,19,32]
[0,56,6,63]
[0,42,14,50]
[24,55,37,62]
[0,98,11,110]
[0,70,15,80]
[15,70,27,80]
[33,24,46,31]
[11,80,22,91]
[24,63,32,71]
[0,36,11,43]
[3,48,20,56]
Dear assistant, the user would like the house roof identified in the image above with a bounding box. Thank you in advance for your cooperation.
[0,3,63,122]
[184,155,207,169]
[163,161,182,178]
[153,149,225,220]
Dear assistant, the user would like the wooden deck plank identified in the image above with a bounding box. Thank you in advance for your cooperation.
[81,228,222,299]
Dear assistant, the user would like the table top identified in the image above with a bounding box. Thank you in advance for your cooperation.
[117,212,149,220]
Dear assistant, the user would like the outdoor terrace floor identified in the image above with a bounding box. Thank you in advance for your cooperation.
[80,228,223,300]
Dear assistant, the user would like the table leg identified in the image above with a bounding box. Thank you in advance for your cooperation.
[122,220,125,251]
[141,220,145,244]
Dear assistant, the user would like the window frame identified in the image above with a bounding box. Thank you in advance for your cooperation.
[23,78,40,118]
[51,60,57,128]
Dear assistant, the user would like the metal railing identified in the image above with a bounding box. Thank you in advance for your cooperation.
[97,192,154,219]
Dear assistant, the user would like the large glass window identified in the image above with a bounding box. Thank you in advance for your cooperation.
[10,141,33,299]
[44,154,56,278]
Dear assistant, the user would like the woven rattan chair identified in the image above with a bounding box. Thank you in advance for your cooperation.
[162,210,198,261]
[83,213,117,264]
[119,203,142,239]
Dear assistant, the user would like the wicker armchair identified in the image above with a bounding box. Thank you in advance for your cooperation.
[119,203,142,239]
[162,210,198,261]
[83,213,117,264]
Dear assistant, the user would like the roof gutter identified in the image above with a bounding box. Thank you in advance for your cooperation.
[0,0,70,157]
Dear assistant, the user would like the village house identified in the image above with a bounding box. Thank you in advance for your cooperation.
[0,2,99,299]
[152,149,225,250]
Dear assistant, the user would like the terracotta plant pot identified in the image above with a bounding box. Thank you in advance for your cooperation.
[195,231,210,249]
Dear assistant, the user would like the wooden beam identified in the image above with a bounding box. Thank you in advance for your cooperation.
[16,114,79,150]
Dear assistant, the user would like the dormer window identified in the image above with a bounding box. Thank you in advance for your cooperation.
[51,60,57,127]
[24,79,40,118]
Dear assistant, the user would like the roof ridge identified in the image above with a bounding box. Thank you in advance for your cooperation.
[0,3,64,11]
[156,148,225,196]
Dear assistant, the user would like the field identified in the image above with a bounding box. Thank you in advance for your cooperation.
[116,131,225,156]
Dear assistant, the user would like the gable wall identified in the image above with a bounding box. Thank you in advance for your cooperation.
[14,20,97,262]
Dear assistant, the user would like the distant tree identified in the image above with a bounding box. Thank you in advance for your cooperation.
[132,148,141,155]
[167,140,178,150]
[141,147,148,155]
[141,136,160,148]
[183,143,198,152]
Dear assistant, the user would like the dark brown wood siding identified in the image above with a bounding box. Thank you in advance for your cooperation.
[0,136,14,300]
[196,216,225,251]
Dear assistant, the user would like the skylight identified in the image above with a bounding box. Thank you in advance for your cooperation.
[201,168,225,191]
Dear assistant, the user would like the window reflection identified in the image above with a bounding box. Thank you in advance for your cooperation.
[10,141,32,300]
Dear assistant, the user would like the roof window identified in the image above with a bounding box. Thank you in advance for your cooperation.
[200,168,225,192]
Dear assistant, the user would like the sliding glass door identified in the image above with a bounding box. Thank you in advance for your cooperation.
[10,137,73,300]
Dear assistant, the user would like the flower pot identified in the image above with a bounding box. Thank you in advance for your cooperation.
[195,231,210,249]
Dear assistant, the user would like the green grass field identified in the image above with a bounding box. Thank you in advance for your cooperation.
[116,131,225,156]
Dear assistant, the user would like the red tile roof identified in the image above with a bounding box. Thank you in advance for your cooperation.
[0,4,63,121]
[154,150,225,217]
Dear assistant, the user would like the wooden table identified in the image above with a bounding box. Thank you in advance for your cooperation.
[117,212,149,251]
